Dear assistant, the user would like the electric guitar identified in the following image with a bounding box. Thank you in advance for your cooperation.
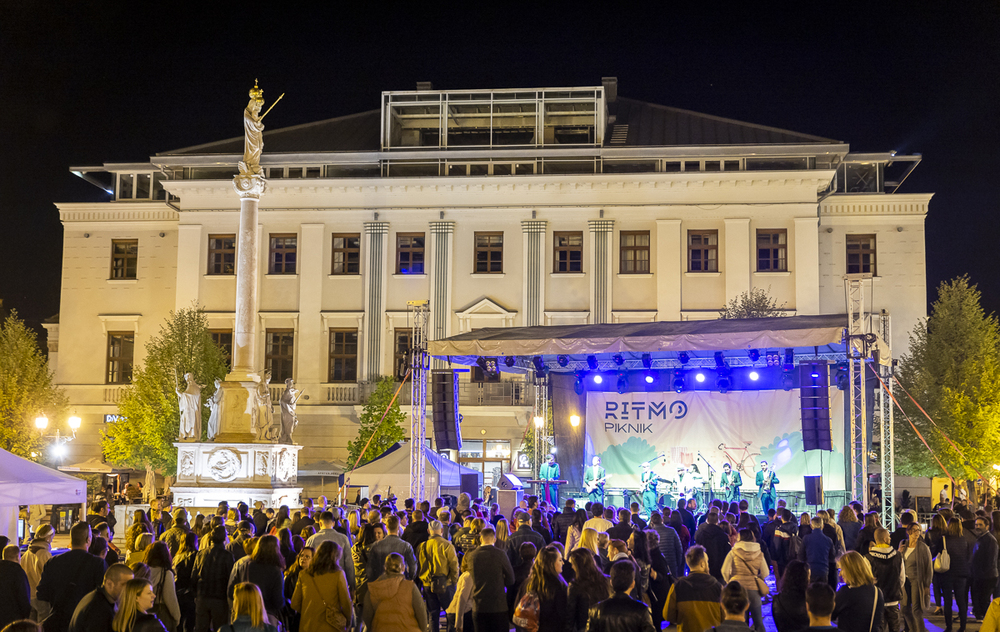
[585,473,611,494]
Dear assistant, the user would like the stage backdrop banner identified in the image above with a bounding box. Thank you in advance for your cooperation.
[585,389,844,493]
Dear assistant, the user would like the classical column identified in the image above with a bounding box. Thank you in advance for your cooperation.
[429,221,454,368]
[795,216,820,314]
[175,224,202,309]
[588,219,615,324]
[724,218,751,302]
[521,220,547,327]
[231,176,266,379]
[363,221,390,381]
[656,219,682,321]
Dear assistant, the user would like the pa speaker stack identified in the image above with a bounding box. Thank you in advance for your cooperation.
[431,370,462,450]
[799,361,832,451]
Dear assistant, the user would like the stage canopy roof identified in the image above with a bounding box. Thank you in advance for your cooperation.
[428,314,852,370]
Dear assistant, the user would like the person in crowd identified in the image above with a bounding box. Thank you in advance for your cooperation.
[564,509,587,555]
[402,509,430,552]
[453,517,482,558]
[514,544,568,632]
[507,512,546,568]
[583,503,613,534]
[508,542,537,617]
[191,525,235,632]
[227,583,278,632]
[21,523,54,620]
[802,516,836,588]
[890,511,915,551]
[855,512,880,556]
[650,512,684,577]
[530,509,552,544]
[607,509,634,543]
[290,506,315,538]
[173,532,198,632]
[664,545,724,632]
[129,533,156,567]
[926,511,949,614]
[362,552,426,632]
[804,582,838,632]
[145,541,181,631]
[92,523,121,566]
[627,530,652,602]
[251,503,268,539]
[678,499,697,535]
[132,563,152,583]
[227,522,253,562]
[864,528,902,632]
[938,517,972,632]
[267,506,291,535]
[586,559,656,632]
[972,515,999,620]
[695,511,733,582]
[306,511,355,591]
[366,515,416,582]
[494,518,509,549]
[128,510,154,556]
[566,547,611,632]
[36,522,106,632]
[277,528,296,567]
[0,545,30,629]
[112,578,168,632]
[713,581,753,632]
[283,546,312,632]
[466,526,514,632]
[670,510,692,551]
[87,501,118,539]
[291,541,351,632]
[232,535,284,625]
[418,520,459,632]
[552,501,577,544]
[771,559,810,632]
[446,555,475,632]
[645,530,672,630]
[351,523,382,620]
[575,528,604,570]
[68,563,134,632]
[798,513,813,538]
[160,512,189,558]
[833,551,885,632]
[721,528,768,632]
[899,522,932,632]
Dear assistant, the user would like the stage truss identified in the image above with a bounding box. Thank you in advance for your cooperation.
[408,300,430,502]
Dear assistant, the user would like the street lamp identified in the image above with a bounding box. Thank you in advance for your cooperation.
[35,413,81,461]
[570,415,580,427]
[35,416,48,430]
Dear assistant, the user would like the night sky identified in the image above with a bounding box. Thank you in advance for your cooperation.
[2,3,998,334]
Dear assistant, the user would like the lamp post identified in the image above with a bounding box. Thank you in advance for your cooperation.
[35,415,81,462]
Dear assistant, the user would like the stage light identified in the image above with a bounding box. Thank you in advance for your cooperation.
[593,374,603,384]
[616,372,628,394]
[612,354,624,366]
[717,375,731,394]
[811,371,820,379]
[534,416,544,429]
[749,371,760,381]
[836,364,850,390]
[532,356,546,374]
[748,349,761,362]
[570,415,580,427]
[782,373,794,391]
[784,348,794,368]
[673,374,685,393]
[644,371,656,384]
[641,353,652,369]
[587,355,598,370]
[574,378,585,395]
[504,356,516,367]
[678,352,690,365]
[556,355,569,367]
[715,352,726,368]
[695,372,706,383]
[550,447,557,454]
[476,357,489,371]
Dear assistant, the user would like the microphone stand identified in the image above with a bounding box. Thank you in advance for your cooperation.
[698,452,716,505]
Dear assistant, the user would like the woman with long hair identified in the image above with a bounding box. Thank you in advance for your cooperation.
[516,545,568,632]
[225,509,240,536]
[855,511,880,555]
[722,528,768,632]
[566,547,611,632]
[127,510,153,556]
[268,506,291,534]
[228,582,278,632]
[239,535,285,626]
[771,559,810,632]
[113,579,168,632]
[833,551,885,632]
[363,553,425,632]
[494,519,510,548]
[669,510,691,550]
[927,512,949,614]
[192,514,205,537]
[173,532,198,632]
[277,528,296,566]
[644,530,671,630]
[627,530,652,602]
[938,518,973,632]
[900,522,932,632]
[838,505,862,553]
[351,523,380,619]
[292,541,352,632]
[283,546,314,632]
[347,510,360,539]
[145,541,181,631]
[129,533,155,566]
[565,510,588,556]
[576,527,604,569]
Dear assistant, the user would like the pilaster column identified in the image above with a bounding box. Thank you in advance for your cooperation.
[795,216,820,314]
[724,218,751,302]
[298,223,324,386]
[656,219,682,321]
[231,176,266,379]
[521,220,547,327]
[362,222,390,381]
[175,224,202,309]
[429,221,455,368]
[588,219,615,324]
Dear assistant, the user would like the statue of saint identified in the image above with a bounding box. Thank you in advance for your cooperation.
[279,378,301,443]
[256,371,274,440]
[239,80,265,176]
[176,373,203,440]
[206,378,223,440]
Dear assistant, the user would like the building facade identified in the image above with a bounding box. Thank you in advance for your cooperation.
[52,79,931,497]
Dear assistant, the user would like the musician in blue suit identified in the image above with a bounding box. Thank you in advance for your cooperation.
[640,462,659,517]
[583,455,607,505]
[720,462,743,503]
[539,453,561,506]
[755,460,779,514]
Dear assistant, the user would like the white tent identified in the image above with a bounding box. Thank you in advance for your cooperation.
[343,443,482,501]
[0,449,87,540]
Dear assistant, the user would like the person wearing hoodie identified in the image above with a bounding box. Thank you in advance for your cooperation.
[664,545,724,632]
[772,510,799,586]
[865,528,903,632]
[722,529,768,632]
[971,515,999,620]
[801,517,835,588]
[695,511,732,583]
[20,524,55,621]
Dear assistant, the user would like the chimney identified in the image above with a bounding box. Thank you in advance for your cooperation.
[416,81,434,91]
[601,77,618,104]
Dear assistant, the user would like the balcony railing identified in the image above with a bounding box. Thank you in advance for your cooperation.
[324,380,534,407]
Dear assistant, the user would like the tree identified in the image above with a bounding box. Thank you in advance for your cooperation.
[347,377,407,468]
[0,309,69,458]
[103,307,227,487]
[718,287,787,319]
[519,393,553,474]
[894,276,1000,478]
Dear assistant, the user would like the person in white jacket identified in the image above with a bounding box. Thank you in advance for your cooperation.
[20,524,54,621]
[722,528,769,632]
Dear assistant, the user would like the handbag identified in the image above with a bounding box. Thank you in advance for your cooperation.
[307,571,348,630]
[868,586,878,632]
[735,552,770,596]
[933,537,950,573]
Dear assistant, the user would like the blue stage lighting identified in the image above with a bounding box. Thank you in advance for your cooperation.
[781,372,794,391]
[616,372,628,394]
[673,374,685,392]
[532,356,546,374]
[504,356,516,367]
[717,375,731,393]
[593,374,603,384]
[714,352,726,368]
[612,354,624,366]
[749,371,760,381]
[587,355,598,370]
[557,355,569,367]
[644,371,656,384]
[695,372,706,383]
[678,352,690,365]
[641,353,652,369]
[748,349,761,362]
[811,371,820,379]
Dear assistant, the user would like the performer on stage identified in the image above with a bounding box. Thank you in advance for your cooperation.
[756,460,779,514]
[583,456,607,505]
[539,453,561,506]
[640,462,659,517]
[720,462,742,503]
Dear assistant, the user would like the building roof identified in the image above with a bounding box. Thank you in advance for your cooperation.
[159,95,836,157]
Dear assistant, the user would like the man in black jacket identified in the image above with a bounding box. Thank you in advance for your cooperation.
[587,560,656,632]
[0,544,30,629]
[191,526,235,632]
[607,509,635,543]
[505,511,545,567]
[402,509,430,551]
[971,516,999,620]
[68,563,133,632]
[694,510,732,582]
[36,522,106,632]
[251,501,268,537]
[865,528,902,632]
[466,527,514,632]
[551,499,577,544]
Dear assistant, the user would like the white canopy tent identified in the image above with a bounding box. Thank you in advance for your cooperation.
[342,443,482,501]
[0,449,87,540]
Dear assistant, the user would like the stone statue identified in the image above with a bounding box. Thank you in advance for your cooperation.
[206,378,223,440]
[279,378,301,443]
[176,372,203,440]
[239,81,265,176]
[256,371,274,440]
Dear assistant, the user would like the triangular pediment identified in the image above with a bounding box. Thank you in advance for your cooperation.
[456,297,517,317]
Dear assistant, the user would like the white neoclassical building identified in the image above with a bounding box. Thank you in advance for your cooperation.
[51,78,931,497]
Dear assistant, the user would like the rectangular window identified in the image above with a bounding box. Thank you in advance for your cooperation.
[846,234,877,275]
[328,329,359,383]
[265,330,295,383]
[210,330,233,368]
[688,230,719,272]
[331,233,361,275]
[474,232,504,273]
[620,231,650,274]
[756,229,788,272]
[394,329,413,381]
[268,234,297,275]
[110,239,138,279]
[207,234,236,275]
[106,332,134,384]
[553,231,583,273]
[396,233,425,274]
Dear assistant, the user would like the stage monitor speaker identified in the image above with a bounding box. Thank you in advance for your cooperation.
[804,475,824,505]
[497,473,523,491]
[431,370,462,450]
[799,361,832,451]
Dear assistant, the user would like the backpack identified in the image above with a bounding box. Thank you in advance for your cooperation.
[512,591,540,632]
[786,534,803,562]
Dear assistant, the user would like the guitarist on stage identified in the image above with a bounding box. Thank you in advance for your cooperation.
[640,462,659,517]
[755,460,779,514]
[583,456,607,505]
[720,461,742,503]
[539,453,561,506]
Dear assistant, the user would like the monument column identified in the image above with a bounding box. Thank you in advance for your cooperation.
[231,177,266,380]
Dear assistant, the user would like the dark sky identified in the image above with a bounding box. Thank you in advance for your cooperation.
[2,2,998,331]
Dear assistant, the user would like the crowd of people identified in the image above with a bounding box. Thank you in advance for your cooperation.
[6,491,1000,632]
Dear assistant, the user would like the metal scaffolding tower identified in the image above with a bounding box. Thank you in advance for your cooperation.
[845,275,870,505]
[408,300,430,501]
[876,310,896,525]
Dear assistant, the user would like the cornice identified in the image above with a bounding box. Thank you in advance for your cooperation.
[820,193,933,216]
[56,201,179,223]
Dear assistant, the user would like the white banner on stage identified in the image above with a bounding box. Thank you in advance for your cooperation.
[584,389,845,493]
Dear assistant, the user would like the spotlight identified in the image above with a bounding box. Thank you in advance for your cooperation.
[574,371,587,395]
[717,375,731,393]
[749,371,760,381]
[748,349,761,362]
[811,371,820,379]
[570,415,580,427]
[695,372,706,383]
[587,356,598,370]
[504,356,516,368]
[476,356,489,371]
[641,353,652,369]
[678,352,690,365]
[714,352,726,368]
[616,372,629,394]
[673,373,685,393]
[532,356,546,374]
[784,348,794,367]
[644,370,656,384]
[612,354,624,366]
[593,374,604,384]
[557,355,569,367]
[836,363,850,390]
[781,372,794,391]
